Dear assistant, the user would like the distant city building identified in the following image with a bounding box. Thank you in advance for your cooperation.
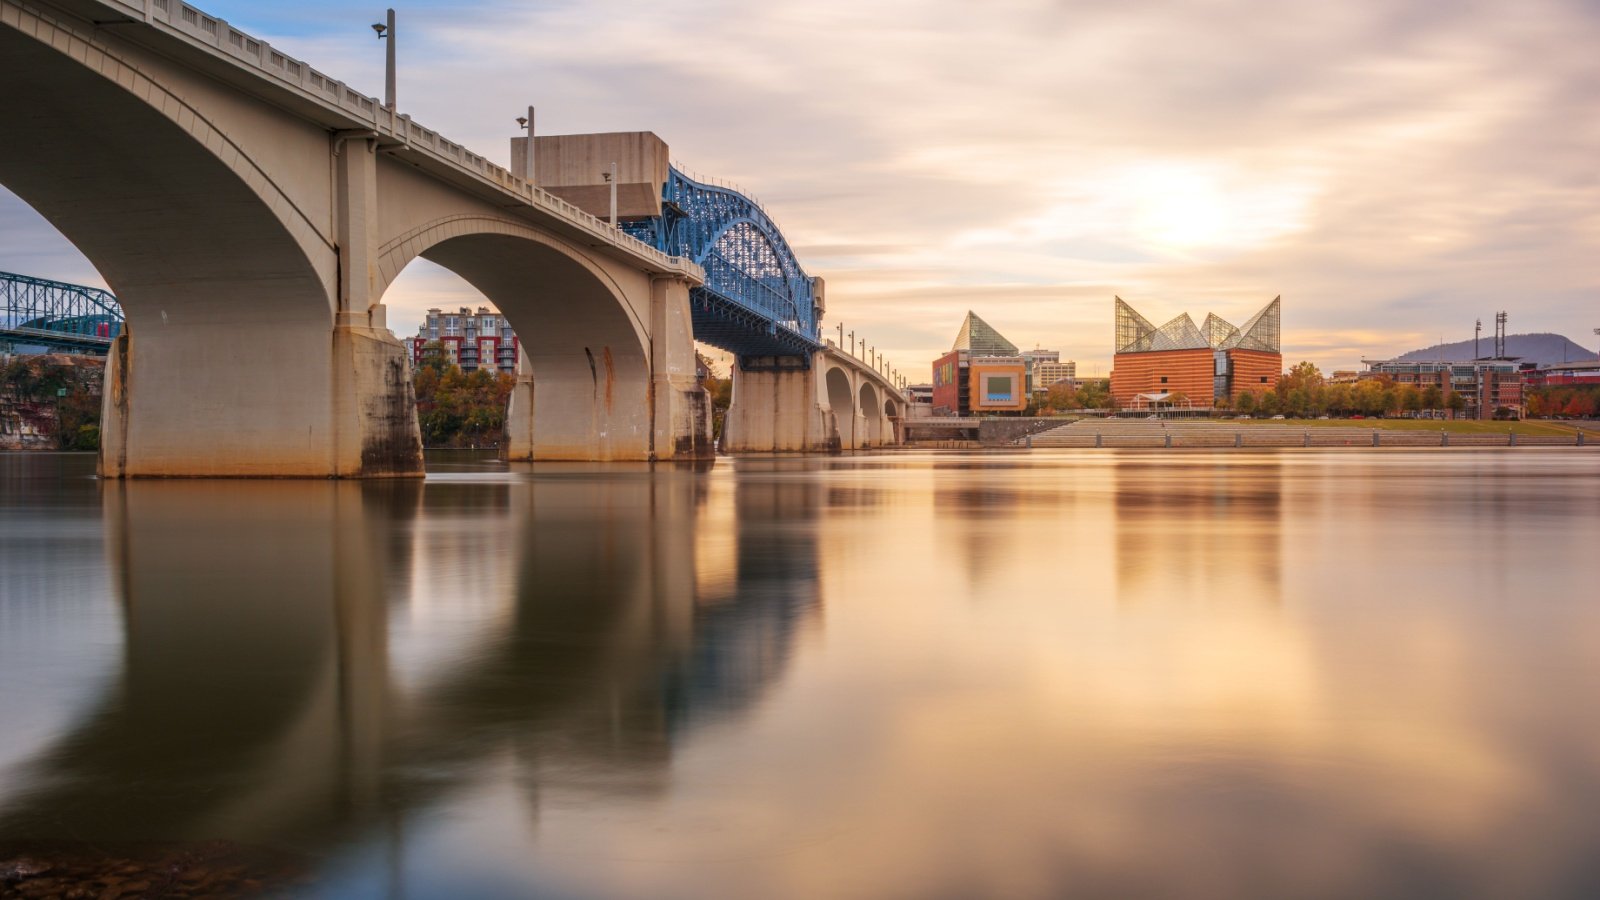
[1360,357,1523,419]
[1034,362,1078,391]
[969,356,1028,413]
[1525,359,1600,388]
[1018,348,1077,393]
[931,313,1028,415]
[405,306,520,374]
[1109,296,1282,409]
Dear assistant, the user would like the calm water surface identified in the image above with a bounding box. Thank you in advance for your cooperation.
[2,449,1599,899]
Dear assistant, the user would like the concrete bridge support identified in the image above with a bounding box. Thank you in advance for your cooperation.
[495,273,709,462]
[722,356,839,453]
[722,350,902,452]
[90,130,423,478]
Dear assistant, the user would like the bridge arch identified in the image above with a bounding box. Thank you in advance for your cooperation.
[638,169,819,355]
[699,217,806,329]
[375,215,644,339]
[0,4,335,297]
[858,382,882,447]
[0,7,359,476]
[381,222,654,460]
[825,367,856,450]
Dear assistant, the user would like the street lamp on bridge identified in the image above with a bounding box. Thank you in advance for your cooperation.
[371,9,395,112]
[602,162,618,228]
[515,107,535,184]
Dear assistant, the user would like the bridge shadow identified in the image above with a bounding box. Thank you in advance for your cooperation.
[0,465,821,863]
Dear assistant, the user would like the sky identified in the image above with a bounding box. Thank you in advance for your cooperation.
[3,0,1597,376]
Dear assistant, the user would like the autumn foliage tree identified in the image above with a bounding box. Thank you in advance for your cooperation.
[0,355,103,449]
[1526,385,1600,418]
[697,351,733,438]
[411,343,515,447]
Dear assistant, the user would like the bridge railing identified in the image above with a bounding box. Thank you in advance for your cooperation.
[96,0,696,278]
[821,339,906,393]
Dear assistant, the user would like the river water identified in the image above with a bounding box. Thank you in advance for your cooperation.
[2,449,1599,899]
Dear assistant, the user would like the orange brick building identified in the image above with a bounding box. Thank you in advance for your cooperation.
[1110,297,1282,408]
[1109,348,1214,405]
[1227,348,1283,398]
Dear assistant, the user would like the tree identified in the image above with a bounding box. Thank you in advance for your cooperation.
[1235,391,1256,414]
[1420,384,1443,412]
[1446,391,1467,418]
[412,358,514,448]
[1399,385,1423,415]
[1,355,103,449]
[1287,387,1312,417]
[1352,379,1388,417]
[1077,379,1112,411]
[1277,361,1323,402]
[697,351,733,438]
[1323,382,1352,417]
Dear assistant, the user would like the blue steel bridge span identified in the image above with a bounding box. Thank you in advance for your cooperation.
[624,167,822,360]
[0,271,124,354]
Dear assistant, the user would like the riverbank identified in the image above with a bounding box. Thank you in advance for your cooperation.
[1024,419,1600,449]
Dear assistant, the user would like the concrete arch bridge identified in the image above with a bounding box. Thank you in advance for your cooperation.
[0,0,899,476]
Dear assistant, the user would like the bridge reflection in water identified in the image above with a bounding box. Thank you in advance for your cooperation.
[0,461,820,871]
[7,452,1600,898]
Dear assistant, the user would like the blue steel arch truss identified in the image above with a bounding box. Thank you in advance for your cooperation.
[623,167,820,359]
[1,271,124,354]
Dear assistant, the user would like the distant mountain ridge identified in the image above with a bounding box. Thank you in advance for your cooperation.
[1392,333,1597,368]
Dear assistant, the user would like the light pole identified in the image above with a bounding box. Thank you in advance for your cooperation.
[515,107,535,184]
[372,10,396,111]
[602,162,618,227]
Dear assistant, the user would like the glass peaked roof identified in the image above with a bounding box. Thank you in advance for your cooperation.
[1116,296,1281,354]
[952,311,1019,357]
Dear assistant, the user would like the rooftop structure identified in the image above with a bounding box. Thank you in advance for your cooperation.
[1115,296,1281,354]
[952,311,1019,357]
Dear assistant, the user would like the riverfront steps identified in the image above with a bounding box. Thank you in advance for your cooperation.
[1025,420,1598,449]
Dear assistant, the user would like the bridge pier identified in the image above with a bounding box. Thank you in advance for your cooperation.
[499,276,711,462]
[722,355,839,453]
[649,275,715,460]
[97,313,422,479]
[503,348,536,462]
[91,124,423,479]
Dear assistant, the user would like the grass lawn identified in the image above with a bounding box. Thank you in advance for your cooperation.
[1233,418,1595,436]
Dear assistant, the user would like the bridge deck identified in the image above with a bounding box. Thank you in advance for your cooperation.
[72,0,699,281]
